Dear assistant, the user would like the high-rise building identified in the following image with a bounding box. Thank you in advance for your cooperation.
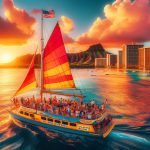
[139,47,150,70]
[106,54,117,68]
[95,58,107,68]
[122,44,144,69]
[117,50,123,69]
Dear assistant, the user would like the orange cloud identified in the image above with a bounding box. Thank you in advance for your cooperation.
[60,16,74,33]
[0,0,35,45]
[62,32,74,44]
[0,16,31,45]
[76,0,150,48]
[59,16,75,45]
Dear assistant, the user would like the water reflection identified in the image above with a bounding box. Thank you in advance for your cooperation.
[0,69,27,100]
[94,69,150,127]
[0,68,150,150]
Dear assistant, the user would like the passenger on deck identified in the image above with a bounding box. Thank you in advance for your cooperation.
[15,95,106,120]
[90,99,95,106]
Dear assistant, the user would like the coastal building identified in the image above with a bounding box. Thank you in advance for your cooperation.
[139,47,150,70]
[122,44,144,69]
[117,50,123,69]
[95,58,107,68]
[106,54,117,68]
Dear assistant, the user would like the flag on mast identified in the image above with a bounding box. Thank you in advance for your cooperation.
[42,10,55,18]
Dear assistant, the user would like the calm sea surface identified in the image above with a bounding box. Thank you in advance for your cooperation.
[0,68,150,150]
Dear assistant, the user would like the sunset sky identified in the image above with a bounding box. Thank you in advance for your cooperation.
[0,0,150,63]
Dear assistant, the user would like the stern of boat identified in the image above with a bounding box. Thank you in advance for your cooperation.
[102,121,115,138]
[93,114,115,138]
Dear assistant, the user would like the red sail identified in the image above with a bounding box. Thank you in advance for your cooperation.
[15,51,38,95]
[43,23,76,89]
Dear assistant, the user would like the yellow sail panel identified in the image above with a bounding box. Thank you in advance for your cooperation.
[44,80,75,89]
[43,22,76,90]
[44,62,71,77]
[16,81,37,95]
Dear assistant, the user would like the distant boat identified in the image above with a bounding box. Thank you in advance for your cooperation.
[91,74,96,76]
[132,70,136,73]
[9,12,114,138]
[142,73,150,77]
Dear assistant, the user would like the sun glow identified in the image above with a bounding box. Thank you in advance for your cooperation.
[4,11,10,18]
[0,53,13,64]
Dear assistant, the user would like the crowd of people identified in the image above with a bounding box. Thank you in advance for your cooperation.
[13,96,106,120]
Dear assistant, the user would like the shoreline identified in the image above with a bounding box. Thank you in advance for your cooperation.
[0,66,149,73]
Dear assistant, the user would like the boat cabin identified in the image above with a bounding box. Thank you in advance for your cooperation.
[17,106,112,134]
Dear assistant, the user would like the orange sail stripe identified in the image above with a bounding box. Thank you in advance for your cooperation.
[43,23,75,89]
[44,55,68,71]
[44,62,71,77]
[44,75,73,84]
[15,51,37,96]
[44,46,67,63]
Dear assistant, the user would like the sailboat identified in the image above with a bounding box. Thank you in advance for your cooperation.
[9,17,114,138]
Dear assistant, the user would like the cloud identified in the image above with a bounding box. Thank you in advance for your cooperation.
[60,16,74,33]
[0,0,36,45]
[62,32,74,44]
[0,16,31,45]
[76,0,150,48]
[59,16,75,44]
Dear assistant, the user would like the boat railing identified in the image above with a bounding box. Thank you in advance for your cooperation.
[17,102,107,122]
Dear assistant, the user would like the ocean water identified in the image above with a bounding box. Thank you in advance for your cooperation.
[0,68,150,150]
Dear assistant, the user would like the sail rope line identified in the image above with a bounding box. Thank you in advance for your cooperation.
[68,45,82,99]
[71,48,84,96]
[68,45,83,98]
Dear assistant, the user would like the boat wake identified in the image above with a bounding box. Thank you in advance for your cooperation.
[0,105,150,150]
[0,67,150,150]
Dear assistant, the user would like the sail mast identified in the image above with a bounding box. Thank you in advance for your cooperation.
[40,10,44,100]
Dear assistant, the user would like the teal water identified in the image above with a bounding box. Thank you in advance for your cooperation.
[0,68,150,150]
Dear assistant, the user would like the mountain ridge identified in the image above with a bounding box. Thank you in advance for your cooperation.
[0,44,108,68]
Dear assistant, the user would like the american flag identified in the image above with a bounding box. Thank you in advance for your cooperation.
[42,10,55,18]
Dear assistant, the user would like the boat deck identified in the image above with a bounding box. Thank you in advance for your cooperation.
[10,106,114,138]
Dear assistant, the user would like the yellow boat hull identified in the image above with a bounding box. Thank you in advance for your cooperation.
[103,122,115,138]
